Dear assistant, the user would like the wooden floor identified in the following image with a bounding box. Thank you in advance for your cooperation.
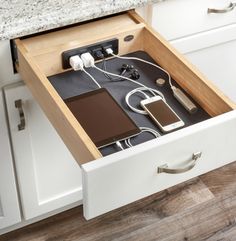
[2,161,236,241]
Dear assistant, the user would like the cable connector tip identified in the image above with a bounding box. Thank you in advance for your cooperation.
[105,48,114,55]
[171,85,177,91]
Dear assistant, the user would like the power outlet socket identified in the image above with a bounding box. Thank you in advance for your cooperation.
[62,38,119,69]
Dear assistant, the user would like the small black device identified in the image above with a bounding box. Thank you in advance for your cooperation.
[129,69,140,80]
[120,64,134,75]
[119,64,140,80]
[65,88,141,148]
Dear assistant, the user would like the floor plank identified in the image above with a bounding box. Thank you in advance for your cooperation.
[205,223,236,241]
[1,162,236,241]
[116,189,236,241]
[201,161,236,198]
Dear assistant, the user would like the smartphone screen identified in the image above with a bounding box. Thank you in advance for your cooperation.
[145,100,180,126]
[141,97,184,132]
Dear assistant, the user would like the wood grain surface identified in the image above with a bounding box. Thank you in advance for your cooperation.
[2,161,236,241]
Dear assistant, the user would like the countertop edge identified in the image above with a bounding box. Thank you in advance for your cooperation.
[0,1,160,40]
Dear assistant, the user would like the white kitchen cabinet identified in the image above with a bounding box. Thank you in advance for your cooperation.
[0,40,20,88]
[171,29,236,103]
[151,0,236,41]
[4,83,82,220]
[14,11,236,219]
[0,91,21,229]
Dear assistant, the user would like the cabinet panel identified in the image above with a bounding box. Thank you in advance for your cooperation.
[185,41,236,103]
[152,0,236,41]
[4,84,82,220]
[0,41,21,88]
[0,91,21,229]
[170,27,236,103]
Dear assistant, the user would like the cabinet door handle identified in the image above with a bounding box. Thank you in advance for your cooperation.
[15,99,26,131]
[208,2,236,14]
[157,151,202,174]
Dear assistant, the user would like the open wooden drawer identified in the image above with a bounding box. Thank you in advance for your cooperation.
[14,11,236,219]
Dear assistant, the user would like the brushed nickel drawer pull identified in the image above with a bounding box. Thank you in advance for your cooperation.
[157,151,202,174]
[15,99,25,131]
[208,2,236,14]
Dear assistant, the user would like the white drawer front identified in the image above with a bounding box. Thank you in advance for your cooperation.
[152,0,236,40]
[82,111,236,219]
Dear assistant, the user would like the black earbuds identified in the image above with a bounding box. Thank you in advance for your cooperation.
[129,69,140,80]
[120,64,134,75]
[119,63,140,80]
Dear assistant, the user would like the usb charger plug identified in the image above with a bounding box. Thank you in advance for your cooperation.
[81,52,95,68]
[69,55,84,71]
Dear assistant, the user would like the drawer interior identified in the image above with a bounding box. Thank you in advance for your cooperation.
[48,50,210,156]
[15,11,236,165]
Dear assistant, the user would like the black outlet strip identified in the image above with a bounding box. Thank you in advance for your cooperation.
[61,38,119,69]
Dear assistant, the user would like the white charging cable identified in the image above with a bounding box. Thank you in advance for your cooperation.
[92,64,156,94]
[115,127,160,150]
[91,66,168,114]
[79,51,155,95]
[124,127,160,148]
[115,141,125,150]
[107,50,198,114]
[80,52,167,115]
[125,87,165,115]
[105,48,173,88]
[70,53,161,151]
[69,55,101,88]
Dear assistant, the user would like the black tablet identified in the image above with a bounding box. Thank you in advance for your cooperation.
[65,88,141,148]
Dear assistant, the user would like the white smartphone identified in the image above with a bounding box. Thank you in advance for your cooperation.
[141,96,184,132]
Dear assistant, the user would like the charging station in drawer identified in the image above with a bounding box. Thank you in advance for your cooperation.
[62,38,119,69]
[14,11,236,220]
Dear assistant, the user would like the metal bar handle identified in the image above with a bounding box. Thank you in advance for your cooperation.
[15,99,26,131]
[157,151,202,174]
[208,2,236,14]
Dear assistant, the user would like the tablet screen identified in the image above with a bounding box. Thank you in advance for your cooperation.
[65,88,140,148]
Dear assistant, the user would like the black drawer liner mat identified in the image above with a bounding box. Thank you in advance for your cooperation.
[48,51,210,156]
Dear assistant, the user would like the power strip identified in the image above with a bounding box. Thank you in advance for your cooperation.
[61,38,119,69]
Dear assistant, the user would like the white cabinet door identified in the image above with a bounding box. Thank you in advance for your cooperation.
[151,0,236,41]
[184,41,236,103]
[171,26,236,103]
[4,83,82,220]
[0,91,21,229]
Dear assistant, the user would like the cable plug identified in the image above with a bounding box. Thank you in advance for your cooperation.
[93,49,104,59]
[69,55,84,71]
[81,52,95,68]
[105,47,113,55]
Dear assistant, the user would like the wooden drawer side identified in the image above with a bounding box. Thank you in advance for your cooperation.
[143,28,236,116]
[16,40,102,165]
